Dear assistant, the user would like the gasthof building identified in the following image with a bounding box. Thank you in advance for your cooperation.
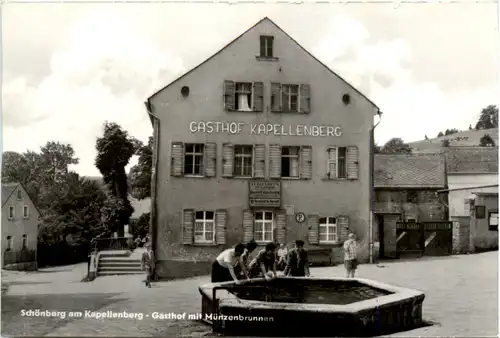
[145,17,380,279]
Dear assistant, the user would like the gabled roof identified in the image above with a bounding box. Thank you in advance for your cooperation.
[2,182,19,206]
[146,17,379,111]
[374,153,447,189]
[444,147,498,174]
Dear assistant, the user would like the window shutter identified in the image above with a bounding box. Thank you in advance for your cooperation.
[271,83,282,112]
[338,215,350,242]
[299,84,311,114]
[254,144,266,178]
[300,145,312,180]
[269,144,282,179]
[182,209,194,245]
[347,146,359,180]
[222,143,234,178]
[215,209,227,245]
[282,88,290,113]
[243,210,254,243]
[307,214,319,245]
[327,147,337,179]
[223,80,235,111]
[204,143,217,177]
[275,210,287,244]
[253,82,264,112]
[171,142,184,177]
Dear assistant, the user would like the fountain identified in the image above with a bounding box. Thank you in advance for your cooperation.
[199,277,425,336]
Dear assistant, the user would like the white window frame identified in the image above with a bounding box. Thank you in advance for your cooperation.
[6,236,13,251]
[260,36,274,58]
[233,145,254,177]
[184,143,204,176]
[281,146,301,179]
[23,205,29,219]
[254,211,274,243]
[8,206,15,219]
[17,190,22,200]
[282,84,300,112]
[194,211,216,244]
[234,82,254,111]
[22,234,27,249]
[319,217,338,243]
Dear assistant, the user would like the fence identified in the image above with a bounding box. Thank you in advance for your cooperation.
[3,249,37,266]
[91,237,133,252]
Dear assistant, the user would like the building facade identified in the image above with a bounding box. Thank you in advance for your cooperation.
[373,154,448,258]
[146,17,379,279]
[1,183,40,268]
[469,192,498,251]
[445,147,498,219]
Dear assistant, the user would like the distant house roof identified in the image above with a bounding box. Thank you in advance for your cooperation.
[374,153,447,189]
[2,182,19,206]
[444,147,498,174]
[146,17,379,114]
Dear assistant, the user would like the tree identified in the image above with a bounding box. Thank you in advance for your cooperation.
[441,139,451,147]
[95,122,137,236]
[475,105,498,130]
[130,212,150,239]
[380,138,412,154]
[129,136,153,200]
[444,128,459,136]
[479,134,496,147]
[437,132,444,137]
[469,124,473,130]
[424,135,429,140]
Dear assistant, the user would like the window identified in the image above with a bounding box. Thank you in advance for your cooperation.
[235,82,253,111]
[489,212,498,231]
[194,211,215,244]
[254,211,274,242]
[281,146,300,178]
[22,234,27,249]
[17,190,22,200]
[319,217,338,243]
[5,236,12,251]
[282,85,299,112]
[260,35,274,58]
[8,206,15,219]
[407,191,418,203]
[337,147,347,179]
[23,206,29,218]
[234,145,253,177]
[475,205,486,219]
[184,143,204,175]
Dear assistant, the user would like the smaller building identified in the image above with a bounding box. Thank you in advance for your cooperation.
[468,192,498,252]
[1,182,40,269]
[373,153,448,259]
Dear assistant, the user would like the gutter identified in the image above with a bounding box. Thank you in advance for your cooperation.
[144,100,160,268]
[369,110,383,264]
[436,184,498,193]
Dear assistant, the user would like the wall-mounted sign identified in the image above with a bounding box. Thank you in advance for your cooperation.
[189,121,342,137]
[295,212,306,223]
[249,181,281,208]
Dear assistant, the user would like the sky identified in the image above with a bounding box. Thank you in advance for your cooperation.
[3,2,499,176]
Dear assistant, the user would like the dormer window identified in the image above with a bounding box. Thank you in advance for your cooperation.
[260,36,274,58]
[235,83,253,111]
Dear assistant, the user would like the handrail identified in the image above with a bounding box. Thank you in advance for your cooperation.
[91,237,133,252]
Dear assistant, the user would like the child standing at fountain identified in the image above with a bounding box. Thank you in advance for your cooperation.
[236,240,258,279]
[283,240,310,277]
[343,233,358,278]
[248,242,278,280]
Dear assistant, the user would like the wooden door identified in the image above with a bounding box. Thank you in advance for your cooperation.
[383,214,399,258]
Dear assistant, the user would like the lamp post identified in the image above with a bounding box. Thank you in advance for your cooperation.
[369,110,383,264]
[467,193,476,253]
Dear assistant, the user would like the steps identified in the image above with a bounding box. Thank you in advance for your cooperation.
[97,250,143,276]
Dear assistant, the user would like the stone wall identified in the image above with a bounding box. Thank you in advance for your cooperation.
[452,216,470,254]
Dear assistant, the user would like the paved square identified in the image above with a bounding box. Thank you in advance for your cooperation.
[1,252,498,337]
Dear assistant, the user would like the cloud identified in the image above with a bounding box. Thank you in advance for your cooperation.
[3,9,185,176]
[312,14,497,144]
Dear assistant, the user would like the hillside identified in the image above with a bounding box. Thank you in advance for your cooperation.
[409,128,498,153]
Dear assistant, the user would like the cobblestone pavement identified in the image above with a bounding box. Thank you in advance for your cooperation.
[2,251,498,337]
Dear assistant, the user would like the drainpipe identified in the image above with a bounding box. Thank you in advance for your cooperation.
[144,100,160,276]
[369,110,383,264]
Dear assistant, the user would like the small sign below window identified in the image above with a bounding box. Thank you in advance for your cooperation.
[489,212,498,231]
[475,205,486,219]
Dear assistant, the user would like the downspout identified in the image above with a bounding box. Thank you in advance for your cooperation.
[369,110,383,264]
[145,100,160,277]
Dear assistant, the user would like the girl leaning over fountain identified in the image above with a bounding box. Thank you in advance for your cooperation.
[247,242,278,280]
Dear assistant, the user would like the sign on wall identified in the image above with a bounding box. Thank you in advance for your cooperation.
[295,212,306,223]
[189,121,342,137]
[249,181,281,208]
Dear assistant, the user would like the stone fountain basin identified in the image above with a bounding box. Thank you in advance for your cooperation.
[199,277,425,337]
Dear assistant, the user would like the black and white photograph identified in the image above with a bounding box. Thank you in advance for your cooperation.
[1,1,499,337]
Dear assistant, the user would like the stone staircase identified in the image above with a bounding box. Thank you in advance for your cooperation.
[97,250,143,276]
